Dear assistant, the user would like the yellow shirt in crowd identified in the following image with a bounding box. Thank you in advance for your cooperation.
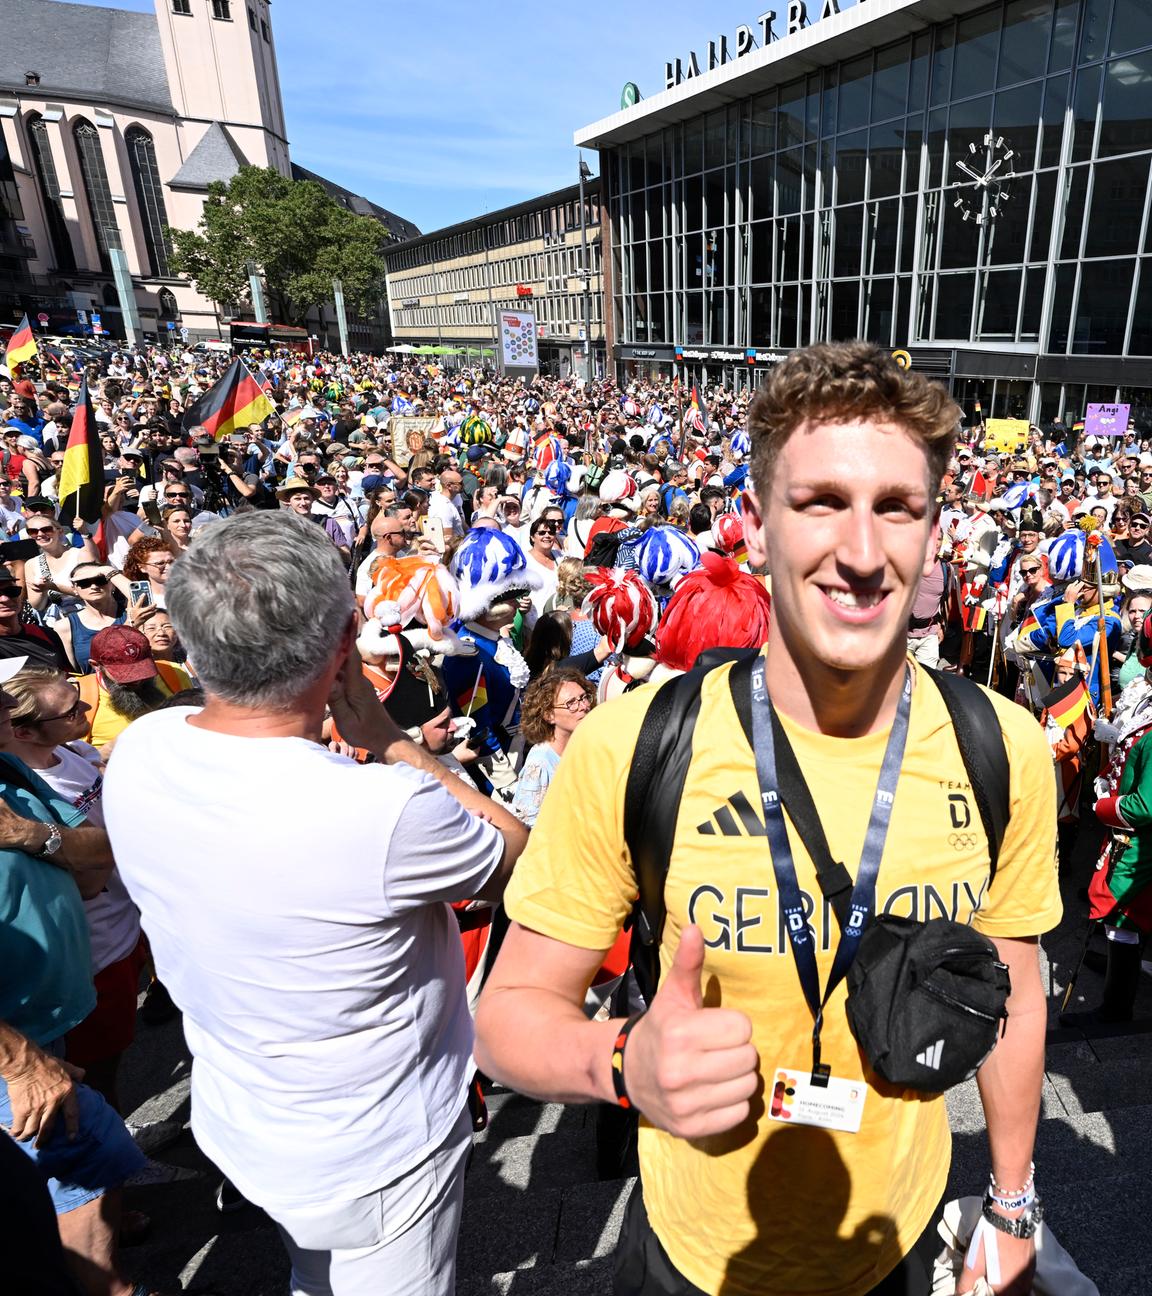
[505,657,1062,1296]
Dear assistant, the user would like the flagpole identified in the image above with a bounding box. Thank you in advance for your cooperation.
[1087,534,1113,718]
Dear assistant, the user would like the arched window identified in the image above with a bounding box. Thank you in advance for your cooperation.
[26,114,75,271]
[125,126,171,277]
[158,288,178,320]
[72,118,116,271]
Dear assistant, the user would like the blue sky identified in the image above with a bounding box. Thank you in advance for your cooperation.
[59,0,802,233]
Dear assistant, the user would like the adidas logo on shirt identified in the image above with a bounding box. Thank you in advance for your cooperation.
[697,791,766,837]
[916,1039,945,1070]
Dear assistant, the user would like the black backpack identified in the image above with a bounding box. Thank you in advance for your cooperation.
[622,655,1010,1002]
[585,528,626,568]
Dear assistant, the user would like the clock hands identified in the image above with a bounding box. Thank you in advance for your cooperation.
[956,159,984,184]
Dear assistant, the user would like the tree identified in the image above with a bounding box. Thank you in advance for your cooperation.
[168,166,388,324]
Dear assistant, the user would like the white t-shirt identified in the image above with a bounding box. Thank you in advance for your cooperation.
[428,489,465,538]
[524,551,559,616]
[103,708,503,1212]
[34,741,140,974]
[102,510,155,570]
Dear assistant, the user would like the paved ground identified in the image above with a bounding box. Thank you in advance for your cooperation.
[117,826,1151,1294]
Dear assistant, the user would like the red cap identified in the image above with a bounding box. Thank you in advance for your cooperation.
[89,625,158,683]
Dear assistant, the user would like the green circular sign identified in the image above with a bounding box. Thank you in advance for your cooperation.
[621,82,641,110]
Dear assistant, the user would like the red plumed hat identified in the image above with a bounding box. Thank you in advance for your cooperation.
[656,551,771,672]
[582,568,658,653]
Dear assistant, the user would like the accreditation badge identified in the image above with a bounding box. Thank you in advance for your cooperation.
[768,1066,867,1133]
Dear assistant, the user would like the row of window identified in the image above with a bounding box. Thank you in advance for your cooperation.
[614,50,1150,248]
[389,242,602,302]
[614,254,1152,357]
[24,114,171,278]
[386,194,600,273]
[171,0,272,41]
[392,291,603,335]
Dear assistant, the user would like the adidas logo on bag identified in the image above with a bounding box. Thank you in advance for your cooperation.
[916,1039,945,1070]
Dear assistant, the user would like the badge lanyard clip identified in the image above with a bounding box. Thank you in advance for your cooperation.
[750,663,912,1087]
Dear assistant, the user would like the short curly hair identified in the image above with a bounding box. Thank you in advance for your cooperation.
[519,667,595,746]
[748,341,960,495]
[122,536,176,581]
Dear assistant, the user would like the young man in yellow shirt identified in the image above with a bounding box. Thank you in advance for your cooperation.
[475,342,1060,1296]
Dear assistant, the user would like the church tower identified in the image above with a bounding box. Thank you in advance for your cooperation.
[154,0,290,176]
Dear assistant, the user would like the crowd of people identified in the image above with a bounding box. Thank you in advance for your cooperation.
[0,332,1130,1295]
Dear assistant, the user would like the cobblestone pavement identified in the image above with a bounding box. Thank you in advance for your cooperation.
[117,830,1150,1294]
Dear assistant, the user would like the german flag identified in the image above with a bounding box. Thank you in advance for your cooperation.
[1042,676,1091,728]
[4,314,37,376]
[457,670,488,717]
[57,376,105,525]
[181,357,274,441]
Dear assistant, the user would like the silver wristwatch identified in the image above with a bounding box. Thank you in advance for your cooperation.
[36,824,63,858]
[980,1193,1043,1239]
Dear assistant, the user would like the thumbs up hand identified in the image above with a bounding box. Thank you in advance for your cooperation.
[621,926,759,1139]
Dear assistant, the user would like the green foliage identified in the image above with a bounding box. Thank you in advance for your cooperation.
[167,166,388,324]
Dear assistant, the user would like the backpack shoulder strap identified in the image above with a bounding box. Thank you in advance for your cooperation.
[623,664,711,1000]
[925,668,1010,884]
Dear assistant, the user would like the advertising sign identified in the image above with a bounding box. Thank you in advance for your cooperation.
[984,418,1030,453]
[1084,403,1130,437]
[498,309,538,372]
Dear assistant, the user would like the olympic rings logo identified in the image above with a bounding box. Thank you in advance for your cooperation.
[949,832,977,851]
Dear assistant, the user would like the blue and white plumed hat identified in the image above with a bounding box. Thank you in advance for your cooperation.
[449,527,542,621]
[634,526,702,588]
[544,459,573,497]
[730,429,751,460]
[1047,530,1085,584]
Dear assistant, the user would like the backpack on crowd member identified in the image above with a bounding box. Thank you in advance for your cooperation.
[622,653,1011,1002]
[584,528,626,568]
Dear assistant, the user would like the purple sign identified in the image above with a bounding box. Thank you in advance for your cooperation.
[1084,402,1131,436]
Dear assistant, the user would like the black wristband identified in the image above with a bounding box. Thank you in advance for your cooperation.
[610,1011,646,1109]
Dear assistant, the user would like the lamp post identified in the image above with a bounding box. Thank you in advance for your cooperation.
[578,157,594,381]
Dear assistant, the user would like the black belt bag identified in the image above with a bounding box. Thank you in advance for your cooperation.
[846,914,1010,1092]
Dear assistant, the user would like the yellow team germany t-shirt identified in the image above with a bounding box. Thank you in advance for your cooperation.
[504,658,1062,1296]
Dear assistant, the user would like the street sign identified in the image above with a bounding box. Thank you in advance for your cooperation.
[165,321,175,331]
[91,312,103,335]
[36,312,48,326]
[179,326,190,341]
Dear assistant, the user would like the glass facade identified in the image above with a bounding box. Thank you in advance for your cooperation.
[606,0,1152,426]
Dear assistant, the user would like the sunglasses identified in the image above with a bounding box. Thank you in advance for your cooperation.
[535,524,559,533]
[166,493,191,501]
[74,575,110,590]
[32,695,82,726]
[26,526,56,537]
[1132,522,1149,529]
[1019,566,1041,575]
[0,584,21,598]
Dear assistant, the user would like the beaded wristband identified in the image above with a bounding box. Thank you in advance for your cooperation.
[610,1012,646,1109]
[989,1162,1035,1199]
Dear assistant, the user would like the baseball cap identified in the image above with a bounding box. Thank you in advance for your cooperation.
[89,625,158,684]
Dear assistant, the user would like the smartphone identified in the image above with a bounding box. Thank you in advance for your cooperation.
[420,516,445,550]
[142,499,163,527]
[128,580,152,608]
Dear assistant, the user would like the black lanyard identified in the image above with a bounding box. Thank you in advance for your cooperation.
[750,661,912,1085]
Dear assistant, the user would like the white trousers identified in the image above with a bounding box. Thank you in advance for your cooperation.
[270,1103,472,1296]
